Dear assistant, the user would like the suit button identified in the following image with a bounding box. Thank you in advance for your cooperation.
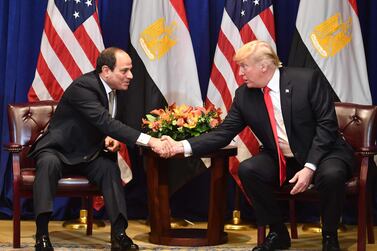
[83,156,88,160]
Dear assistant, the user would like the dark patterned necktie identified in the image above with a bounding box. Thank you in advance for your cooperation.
[108,90,116,117]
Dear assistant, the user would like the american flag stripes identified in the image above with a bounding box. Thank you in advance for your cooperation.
[206,0,276,187]
[28,0,104,101]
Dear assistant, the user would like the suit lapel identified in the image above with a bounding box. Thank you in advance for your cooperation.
[279,69,293,139]
[94,72,110,110]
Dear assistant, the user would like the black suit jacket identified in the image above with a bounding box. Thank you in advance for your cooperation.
[29,71,141,165]
[189,67,354,169]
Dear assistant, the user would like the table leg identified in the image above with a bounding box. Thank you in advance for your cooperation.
[207,157,228,244]
[146,156,171,243]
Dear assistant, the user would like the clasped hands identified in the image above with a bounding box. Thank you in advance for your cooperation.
[148,136,183,158]
[104,135,182,158]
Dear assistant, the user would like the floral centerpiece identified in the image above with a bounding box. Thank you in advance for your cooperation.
[142,103,222,140]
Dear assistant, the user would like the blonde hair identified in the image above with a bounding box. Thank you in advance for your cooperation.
[233,40,282,68]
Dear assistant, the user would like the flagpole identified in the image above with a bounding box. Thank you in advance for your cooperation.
[224,184,254,231]
[62,198,106,231]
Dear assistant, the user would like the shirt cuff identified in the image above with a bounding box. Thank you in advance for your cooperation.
[304,162,317,171]
[137,133,151,145]
[182,140,193,157]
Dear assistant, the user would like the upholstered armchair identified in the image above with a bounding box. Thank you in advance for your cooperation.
[5,101,102,248]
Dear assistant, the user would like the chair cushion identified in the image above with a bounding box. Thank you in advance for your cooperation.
[20,169,98,191]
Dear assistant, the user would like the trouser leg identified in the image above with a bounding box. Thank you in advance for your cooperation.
[33,152,63,235]
[33,152,63,217]
[314,158,348,233]
[81,155,128,232]
[238,153,282,226]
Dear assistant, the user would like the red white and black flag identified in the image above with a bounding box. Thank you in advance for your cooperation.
[289,0,371,105]
[130,0,202,107]
[122,0,206,194]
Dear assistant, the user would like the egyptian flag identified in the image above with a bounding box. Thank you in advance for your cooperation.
[118,0,206,194]
[289,0,371,105]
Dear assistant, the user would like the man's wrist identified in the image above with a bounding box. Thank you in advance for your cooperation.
[182,140,192,157]
[137,133,151,145]
[304,162,316,172]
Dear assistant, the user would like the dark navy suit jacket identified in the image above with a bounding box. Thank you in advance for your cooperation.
[29,71,141,165]
[188,67,354,170]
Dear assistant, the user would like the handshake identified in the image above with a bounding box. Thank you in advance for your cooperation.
[148,136,184,158]
[104,136,185,158]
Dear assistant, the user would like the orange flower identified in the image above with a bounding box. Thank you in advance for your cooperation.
[150,108,164,116]
[209,118,219,128]
[184,115,199,128]
[176,118,185,127]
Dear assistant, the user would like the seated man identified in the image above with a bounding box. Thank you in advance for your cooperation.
[28,47,171,251]
[162,40,355,251]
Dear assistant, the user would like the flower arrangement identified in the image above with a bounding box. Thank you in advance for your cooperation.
[142,103,222,140]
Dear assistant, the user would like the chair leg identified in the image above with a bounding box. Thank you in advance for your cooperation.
[357,157,368,251]
[366,192,375,244]
[289,198,298,239]
[86,196,93,236]
[257,226,266,245]
[13,195,21,248]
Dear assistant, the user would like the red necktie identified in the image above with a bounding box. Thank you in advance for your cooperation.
[263,86,286,186]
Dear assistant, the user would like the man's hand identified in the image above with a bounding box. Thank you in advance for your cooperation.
[161,135,184,156]
[148,137,174,158]
[104,136,120,152]
[289,167,314,195]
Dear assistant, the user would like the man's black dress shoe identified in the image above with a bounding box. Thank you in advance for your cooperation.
[252,229,291,251]
[322,234,340,251]
[35,234,54,251]
[111,232,139,251]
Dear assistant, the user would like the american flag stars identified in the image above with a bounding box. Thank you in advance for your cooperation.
[56,0,96,30]
[241,0,262,19]
[73,11,80,19]
[69,0,92,20]
[85,0,93,7]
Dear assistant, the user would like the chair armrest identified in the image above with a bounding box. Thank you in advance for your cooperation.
[3,143,23,153]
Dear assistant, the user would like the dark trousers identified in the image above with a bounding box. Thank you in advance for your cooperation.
[33,151,128,228]
[238,151,349,233]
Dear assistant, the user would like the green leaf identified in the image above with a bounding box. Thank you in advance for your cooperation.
[145,114,156,122]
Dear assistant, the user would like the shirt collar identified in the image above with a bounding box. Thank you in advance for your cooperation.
[266,68,280,93]
[99,76,113,95]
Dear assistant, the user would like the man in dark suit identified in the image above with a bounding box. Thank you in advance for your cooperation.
[162,40,354,251]
[29,47,171,251]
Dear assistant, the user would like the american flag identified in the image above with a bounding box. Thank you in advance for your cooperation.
[206,0,276,188]
[28,0,104,101]
[28,0,132,209]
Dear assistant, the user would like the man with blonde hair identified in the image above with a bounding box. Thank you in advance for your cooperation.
[162,40,354,251]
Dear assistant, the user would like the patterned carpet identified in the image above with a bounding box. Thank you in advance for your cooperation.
[0,220,376,250]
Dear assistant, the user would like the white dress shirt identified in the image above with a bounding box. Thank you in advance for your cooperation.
[99,76,151,145]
